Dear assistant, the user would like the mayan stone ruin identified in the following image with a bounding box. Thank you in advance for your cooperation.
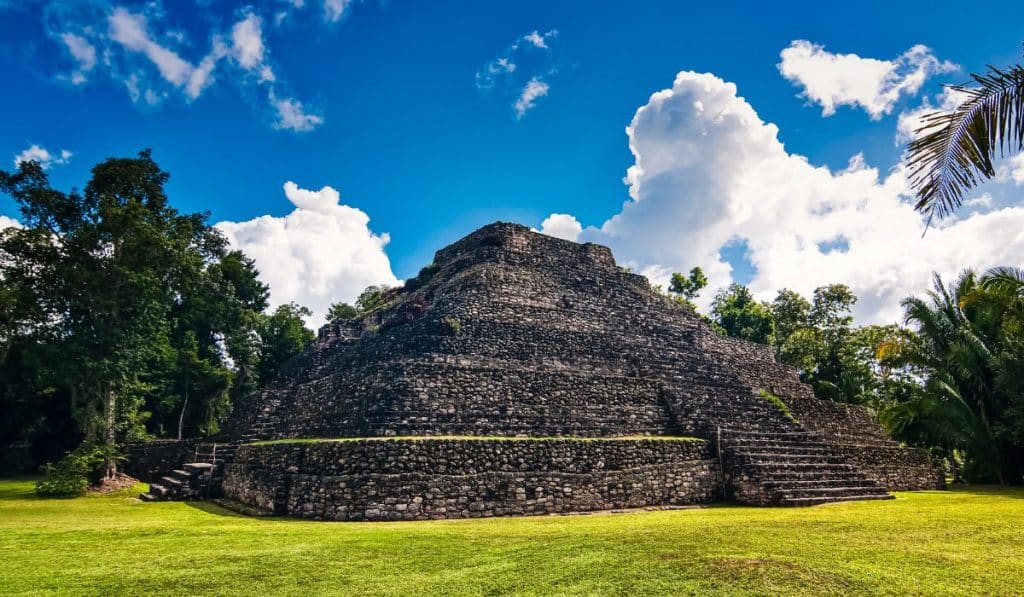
[127,222,944,520]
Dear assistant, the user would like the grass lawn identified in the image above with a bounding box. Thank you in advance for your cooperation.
[0,479,1021,596]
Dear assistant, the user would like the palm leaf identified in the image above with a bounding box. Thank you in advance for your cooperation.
[906,64,1024,221]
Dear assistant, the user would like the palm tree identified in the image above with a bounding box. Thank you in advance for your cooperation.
[878,271,1022,484]
[906,59,1024,221]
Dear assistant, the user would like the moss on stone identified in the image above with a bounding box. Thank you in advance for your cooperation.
[756,389,797,423]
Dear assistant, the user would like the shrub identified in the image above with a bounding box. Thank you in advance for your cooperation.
[441,316,462,335]
[35,444,121,498]
[756,389,797,423]
[404,263,440,292]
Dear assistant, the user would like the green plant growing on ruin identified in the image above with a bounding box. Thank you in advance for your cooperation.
[404,263,440,292]
[441,316,462,335]
[756,389,796,423]
[327,302,359,322]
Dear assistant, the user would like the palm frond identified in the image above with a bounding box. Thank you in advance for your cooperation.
[906,64,1024,221]
[980,266,1024,295]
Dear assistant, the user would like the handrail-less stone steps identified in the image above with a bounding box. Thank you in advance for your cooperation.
[718,428,893,506]
[138,442,242,502]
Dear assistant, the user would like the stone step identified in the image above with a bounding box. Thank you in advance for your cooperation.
[763,478,881,489]
[779,494,894,507]
[728,444,833,455]
[773,486,889,500]
[733,458,851,466]
[756,470,870,482]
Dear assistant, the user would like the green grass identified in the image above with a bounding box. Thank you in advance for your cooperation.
[251,435,703,445]
[0,479,1022,595]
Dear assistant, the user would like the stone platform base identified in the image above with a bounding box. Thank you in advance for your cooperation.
[221,437,720,521]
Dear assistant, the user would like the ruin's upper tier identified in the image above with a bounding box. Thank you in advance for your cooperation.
[225,222,890,447]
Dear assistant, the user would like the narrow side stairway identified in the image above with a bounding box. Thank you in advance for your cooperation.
[139,442,239,502]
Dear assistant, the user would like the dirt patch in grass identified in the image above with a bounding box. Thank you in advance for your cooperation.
[89,473,139,494]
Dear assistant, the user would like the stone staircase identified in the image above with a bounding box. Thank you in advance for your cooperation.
[139,441,240,502]
[658,375,894,507]
[718,429,893,506]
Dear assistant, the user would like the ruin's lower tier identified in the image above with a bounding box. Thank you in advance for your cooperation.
[220,437,719,520]
[204,436,943,520]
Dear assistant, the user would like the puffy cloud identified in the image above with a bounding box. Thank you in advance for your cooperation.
[0,216,22,231]
[477,29,559,118]
[514,77,549,119]
[271,92,324,132]
[779,40,957,119]
[895,87,969,143]
[60,32,96,84]
[231,13,265,70]
[998,153,1024,186]
[538,213,582,241]
[216,181,399,326]
[13,144,72,169]
[547,71,1024,323]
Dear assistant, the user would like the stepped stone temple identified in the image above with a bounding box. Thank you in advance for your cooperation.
[127,222,943,520]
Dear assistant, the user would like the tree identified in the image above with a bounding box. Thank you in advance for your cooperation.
[256,303,315,386]
[0,151,270,476]
[879,271,1024,484]
[771,289,811,349]
[355,285,391,313]
[0,152,232,475]
[327,302,359,322]
[668,267,708,310]
[710,284,774,345]
[905,56,1024,220]
[773,284,870,404]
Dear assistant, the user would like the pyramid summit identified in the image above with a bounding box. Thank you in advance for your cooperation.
[130,222,943,519]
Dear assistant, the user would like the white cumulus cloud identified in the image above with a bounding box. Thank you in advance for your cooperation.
[779,40,957,119]
[13,144,72,169]
[216,181,399,327]
[547,71,1024,323]
[538,213,582,241]
[0,216,22,231]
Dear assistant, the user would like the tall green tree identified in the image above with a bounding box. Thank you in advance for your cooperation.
[256,303,315,386]
[771,289,811,350]
[709,284,774,344]
[0,151,228,475]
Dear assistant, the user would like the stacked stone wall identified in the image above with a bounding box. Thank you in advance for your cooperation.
[123,440,197,482]
[222,438,720,520]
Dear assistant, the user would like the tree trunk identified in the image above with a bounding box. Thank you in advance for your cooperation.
[177,372,189,441]
[946,452,962,485]
[102,384,117,478]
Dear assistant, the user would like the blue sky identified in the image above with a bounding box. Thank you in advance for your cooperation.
[3,1,1024,325]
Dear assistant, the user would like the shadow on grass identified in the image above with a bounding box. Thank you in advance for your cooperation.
[939,484,1024,499]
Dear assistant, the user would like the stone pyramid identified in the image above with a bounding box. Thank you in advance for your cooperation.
[135,222,943,519]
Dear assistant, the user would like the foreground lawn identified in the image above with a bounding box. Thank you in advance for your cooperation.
[0,480,1021,595]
